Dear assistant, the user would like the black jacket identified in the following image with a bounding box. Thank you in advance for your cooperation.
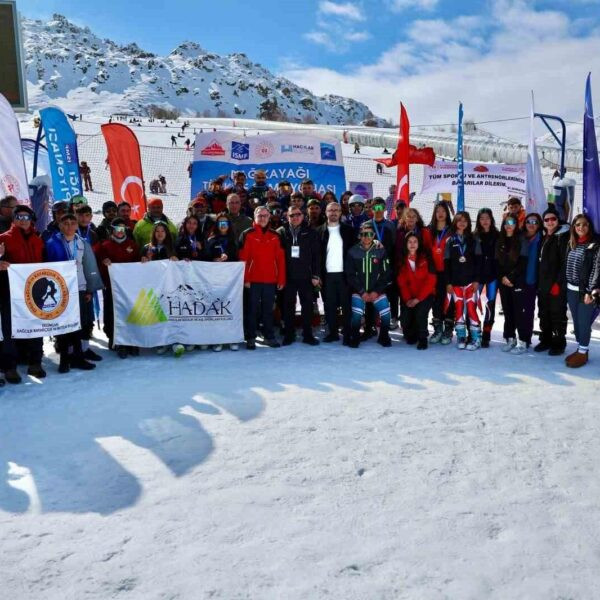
[496,234,526,285]
[538,226,569,295]
[444,233,480,287]
[277,222,321,281]
[205,234,238,261]
[474,230,498,284]
[175,233,204,260]
[317,222,356,275]
[345,242,391,294]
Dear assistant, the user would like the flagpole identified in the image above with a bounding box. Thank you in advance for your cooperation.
[457,102,464,212]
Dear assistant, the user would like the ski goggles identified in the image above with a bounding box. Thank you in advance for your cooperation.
[505,218,517,226]
[14,213,32,221]
[359,231,375,238]
[372,204,385,211]
[217,220,229,227]
[113,225,126,233]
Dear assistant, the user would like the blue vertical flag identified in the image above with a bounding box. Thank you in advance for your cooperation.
[40,106,83,202]
[583,73,600,233]
[457,102,465,212]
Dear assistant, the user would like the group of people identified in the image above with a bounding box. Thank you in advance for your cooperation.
[0,173,598,386]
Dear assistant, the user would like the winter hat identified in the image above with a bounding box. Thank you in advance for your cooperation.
[148,198,163,209]
[13,204,36,220]
[102,201,118,213]
[70,194,88,206]
[111,218,126,228]
[306,199,320,208]
[52,200,69,214]
[349,194,365,206]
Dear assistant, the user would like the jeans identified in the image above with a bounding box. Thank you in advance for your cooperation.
[567,289,596,349]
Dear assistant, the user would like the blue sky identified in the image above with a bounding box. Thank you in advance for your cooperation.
[17,0,600,139]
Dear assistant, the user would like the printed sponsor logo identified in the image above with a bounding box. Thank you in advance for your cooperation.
[201,140,226,156]
[320,142,336,161]
[127,289,168,325]
[281,143,315,155]
[24,269,70,320]
[231,141,250,160]
[0,174,21,197]
[254,141,275,159]
[473,165,489,172]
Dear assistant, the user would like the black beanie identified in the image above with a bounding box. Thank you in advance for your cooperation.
[13,204,36,221]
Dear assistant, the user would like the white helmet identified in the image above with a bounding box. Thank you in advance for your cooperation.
[348,194,365,206]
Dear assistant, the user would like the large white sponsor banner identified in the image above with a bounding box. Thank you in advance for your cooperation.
[421,160,527,198]
[8,261,81,338]
[0,93,30,204]
[111,261,244,347]
[191,132,346,198]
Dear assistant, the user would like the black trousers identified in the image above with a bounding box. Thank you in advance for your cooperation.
[247,283,277,341]
[499,283,537,344]
[400,296,433,342]
[538,291,567,344]
[103,289,114,344]
[56,292,91,357]
[323,272,351,338]
[283,278,314,339]
[432,270,453,321]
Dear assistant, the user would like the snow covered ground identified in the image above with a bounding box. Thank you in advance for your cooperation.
[2,316,600,599]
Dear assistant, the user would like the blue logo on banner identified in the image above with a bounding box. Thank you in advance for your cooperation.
[320,143,336,161]
[231,141,249,160]
[281,144,293,153]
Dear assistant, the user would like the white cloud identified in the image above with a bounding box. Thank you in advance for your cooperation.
[303,31,336,50]
[284,2,600,141]
[344,30,371,41]
[318,1,365,21]
[389,0,439,12]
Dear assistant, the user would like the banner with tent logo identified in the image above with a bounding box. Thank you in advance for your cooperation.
[110,261,244,347]
[190,132,346,199]
[421,160,527,198]
[8,261,81,338]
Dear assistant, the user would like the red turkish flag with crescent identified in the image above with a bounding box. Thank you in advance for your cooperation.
[395,103,410,204]
[101,124,147,220]
[374,145,435,168]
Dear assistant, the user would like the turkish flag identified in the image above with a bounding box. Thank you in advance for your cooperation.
[374,145,435,168]
[101,124,147,220]
[395,103,410,203]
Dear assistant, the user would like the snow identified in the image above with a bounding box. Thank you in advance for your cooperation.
[2,317,600,598]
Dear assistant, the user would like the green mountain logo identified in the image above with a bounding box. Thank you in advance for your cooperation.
[126,288,168,326]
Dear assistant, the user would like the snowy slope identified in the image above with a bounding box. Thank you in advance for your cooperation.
[1,320,600,598]
[23,14,385,126]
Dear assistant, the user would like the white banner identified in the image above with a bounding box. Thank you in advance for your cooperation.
[8,261,81,338]
[421,160,527,198]
[0,93,30,204]
[110,261,244,347]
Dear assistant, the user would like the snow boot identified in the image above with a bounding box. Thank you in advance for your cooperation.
[548,335,566,356]
[501,338,516,352]
[466,326,481,351]
[377,326,392,347]
[440,319,454,345]
[567,350,588,368]
[456,323,467,349]
[27,363,46,378]
[510,339,527,355]
[4,368,22,384]
[58,353,70,373]
[417,338,428,350]
[429,319,443,344]
[481,324,492,348]
[348,326,361,348]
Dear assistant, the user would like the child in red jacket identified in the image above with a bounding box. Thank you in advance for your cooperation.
[397,232,436,349]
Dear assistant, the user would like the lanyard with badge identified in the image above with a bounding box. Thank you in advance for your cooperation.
[435,227,448,255]
[455,234,467,263]
[291,227,300,258]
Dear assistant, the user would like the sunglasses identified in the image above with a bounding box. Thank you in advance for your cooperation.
[14,213,32,221]
[526,219,539,226]
[270,208,282,215]
[288,212,303,218]
[359,231,375,238]
[217,221,229,227]
[544,216,557,223]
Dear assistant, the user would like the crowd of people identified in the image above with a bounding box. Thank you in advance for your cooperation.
[0,169,598,386]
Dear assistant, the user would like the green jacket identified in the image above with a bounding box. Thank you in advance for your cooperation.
[133,214,178,248]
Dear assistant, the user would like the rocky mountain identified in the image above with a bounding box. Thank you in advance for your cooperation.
[23,14,385,125]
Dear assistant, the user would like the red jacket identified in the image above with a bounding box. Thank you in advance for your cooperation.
[395,226,433,264]
[397,253,436,303]
[0,224,44,264]
[95,238,140,286]
[239,224,286,286]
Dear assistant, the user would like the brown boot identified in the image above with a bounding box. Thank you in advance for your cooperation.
[567,351,588,368]
[565,350,580,366]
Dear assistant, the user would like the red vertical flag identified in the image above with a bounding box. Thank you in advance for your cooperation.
[101,124,147,221]
[395,103,410,204]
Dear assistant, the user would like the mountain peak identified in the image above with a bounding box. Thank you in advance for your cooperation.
[22,14,386,126]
